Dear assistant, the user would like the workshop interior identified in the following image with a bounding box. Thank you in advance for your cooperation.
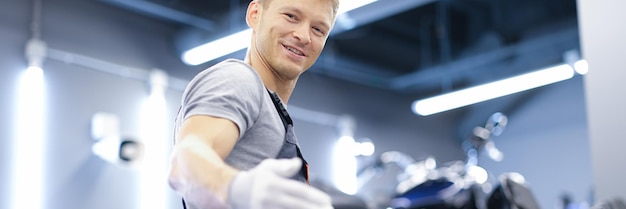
[1,0,625,209]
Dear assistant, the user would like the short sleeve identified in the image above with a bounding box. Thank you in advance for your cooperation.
[179,59,264,138]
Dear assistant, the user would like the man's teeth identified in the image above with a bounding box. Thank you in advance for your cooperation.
[287,47,303,55]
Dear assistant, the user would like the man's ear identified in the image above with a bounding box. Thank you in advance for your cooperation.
[246,1,260,29]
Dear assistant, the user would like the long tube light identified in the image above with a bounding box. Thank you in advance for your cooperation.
[13,36,47,209]
[139,70,170,209]
[333,136,358,195]
[412,63,576,116]
[13,66,46,209]
[182,0,377,66]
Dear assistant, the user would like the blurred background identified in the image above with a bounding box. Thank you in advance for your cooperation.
[0,0,624,209]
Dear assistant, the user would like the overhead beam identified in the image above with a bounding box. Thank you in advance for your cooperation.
[332,0,436,34]
[99,0,216,31]
[388,26,580,90]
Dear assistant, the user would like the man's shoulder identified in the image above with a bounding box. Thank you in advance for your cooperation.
[210,58,252,72]
[193,58,259,82]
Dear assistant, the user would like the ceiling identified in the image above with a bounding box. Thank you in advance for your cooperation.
[98,0,580,99]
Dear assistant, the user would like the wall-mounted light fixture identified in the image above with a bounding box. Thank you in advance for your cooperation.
[13,38,47,209]
[91,112,145,167]
[12,0,47,208]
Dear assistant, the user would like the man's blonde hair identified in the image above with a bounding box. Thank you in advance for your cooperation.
[255,0,339,18]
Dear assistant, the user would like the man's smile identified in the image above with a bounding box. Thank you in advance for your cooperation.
[283,44,306,57]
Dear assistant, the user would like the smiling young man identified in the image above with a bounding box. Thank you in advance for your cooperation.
[167,0,339,208]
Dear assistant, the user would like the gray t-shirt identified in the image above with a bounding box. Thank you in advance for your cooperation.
[174,59,286,171]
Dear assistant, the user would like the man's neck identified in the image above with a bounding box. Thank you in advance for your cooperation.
[245,54,297,105]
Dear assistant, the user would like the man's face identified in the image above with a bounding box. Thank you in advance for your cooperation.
[251,0,335,79]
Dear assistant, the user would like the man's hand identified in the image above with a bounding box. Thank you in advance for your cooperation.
[229,158,334,209]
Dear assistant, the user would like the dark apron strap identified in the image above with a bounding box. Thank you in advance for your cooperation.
[266,89,310,184]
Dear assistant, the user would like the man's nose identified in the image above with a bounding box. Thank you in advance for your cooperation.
[292,24,311,45]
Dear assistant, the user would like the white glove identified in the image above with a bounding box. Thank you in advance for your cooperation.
[228,158,334,209]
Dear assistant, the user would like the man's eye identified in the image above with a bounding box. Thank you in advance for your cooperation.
[285,13,296,20]
[313,27,325,35]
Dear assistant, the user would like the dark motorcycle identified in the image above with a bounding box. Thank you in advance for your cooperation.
[357,112,541,209]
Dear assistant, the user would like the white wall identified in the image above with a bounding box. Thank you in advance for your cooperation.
[479,76,593,209]
[578,0,626,202]
[0,0,186,209]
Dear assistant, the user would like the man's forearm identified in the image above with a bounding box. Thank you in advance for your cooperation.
[168,135,239,209]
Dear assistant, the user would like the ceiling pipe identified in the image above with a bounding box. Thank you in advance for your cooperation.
[436,0,453,92]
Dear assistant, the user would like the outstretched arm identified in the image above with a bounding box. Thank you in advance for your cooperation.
[168,115,240,209]
[168,115,335,209]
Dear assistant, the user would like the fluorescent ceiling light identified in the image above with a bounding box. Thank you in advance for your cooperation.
[412,64,575,116]
[182,0,377,66]
[337,0,377,14]
[574,59,588,75]
[182,29,251,65]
